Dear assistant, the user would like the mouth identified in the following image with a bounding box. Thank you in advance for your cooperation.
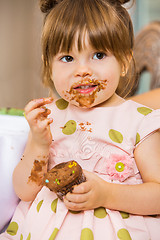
[64,78,107,108]
[73,84,97,94]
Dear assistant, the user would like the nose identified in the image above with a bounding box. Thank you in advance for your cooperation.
[74,63,92,78]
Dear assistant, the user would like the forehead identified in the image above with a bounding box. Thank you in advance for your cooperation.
[71,30,92,52]
[60,28,106,54]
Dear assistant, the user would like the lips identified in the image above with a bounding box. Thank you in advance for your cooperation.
[73,84,97,94]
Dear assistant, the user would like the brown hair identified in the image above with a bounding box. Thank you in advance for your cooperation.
[40,0,135,97]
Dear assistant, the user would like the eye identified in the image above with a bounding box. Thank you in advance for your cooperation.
[93,52,106,60]
[60,55,74,63]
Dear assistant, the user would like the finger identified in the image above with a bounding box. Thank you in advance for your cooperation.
[25,107,48,122]
[83,169,91,179]
[25,108,51,128]
[82,170,99,182]
[37,107,51,121]
[63,197,87,211]
[65,192,89,203]
[36,117,53,130]
[72,181,91,194]
[41,106,51,118]
[24,97,53,114]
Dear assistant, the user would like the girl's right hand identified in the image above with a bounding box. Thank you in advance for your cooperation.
[24,97,53,147]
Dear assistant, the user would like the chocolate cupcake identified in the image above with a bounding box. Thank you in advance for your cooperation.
[43,160,86,200]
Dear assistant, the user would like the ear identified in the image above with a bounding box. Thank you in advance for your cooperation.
[120,52,133,77]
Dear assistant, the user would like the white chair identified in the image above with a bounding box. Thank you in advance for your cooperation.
[0,115,29,232]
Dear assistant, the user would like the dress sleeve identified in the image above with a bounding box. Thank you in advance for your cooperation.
[136,109,160,146]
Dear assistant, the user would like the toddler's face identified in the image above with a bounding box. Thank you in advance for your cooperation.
[51,34,122,108]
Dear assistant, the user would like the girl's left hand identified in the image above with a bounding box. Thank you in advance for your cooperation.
[63,170,106,211]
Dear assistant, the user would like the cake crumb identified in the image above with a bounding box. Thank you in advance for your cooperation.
[78,121,92,132]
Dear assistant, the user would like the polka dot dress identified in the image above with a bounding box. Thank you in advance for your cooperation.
[1,99,160,240]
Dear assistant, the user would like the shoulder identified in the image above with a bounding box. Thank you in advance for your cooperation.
[109,100,160,147]
[120,100,157,126]
[109,100,153,129]
[122,99,153,113]
[134,130,160,182]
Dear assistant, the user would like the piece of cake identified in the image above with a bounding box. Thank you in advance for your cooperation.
[43,160,86,200]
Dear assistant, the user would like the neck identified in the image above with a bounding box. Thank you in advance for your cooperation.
[97,94,125,108]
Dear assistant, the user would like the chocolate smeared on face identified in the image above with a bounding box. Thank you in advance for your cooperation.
[65,78,107,107]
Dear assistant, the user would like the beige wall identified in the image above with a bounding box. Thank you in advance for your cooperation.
[0,0,48,109]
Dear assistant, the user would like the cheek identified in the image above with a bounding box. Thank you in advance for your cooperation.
[54,79,71,101]
[54,81,65,97]
[51,70,65,93]
[106,71,120,88]
[101,71,120,97]
[100,60,121,81]
[112,63,121,80]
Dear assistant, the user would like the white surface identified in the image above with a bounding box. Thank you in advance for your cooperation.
[0,115,29,231]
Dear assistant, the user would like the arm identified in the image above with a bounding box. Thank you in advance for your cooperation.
[64,131,160,215]
[128,88,160,109]
[13,97,53,202]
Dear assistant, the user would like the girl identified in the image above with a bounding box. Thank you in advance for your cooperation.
[1,0,160,239]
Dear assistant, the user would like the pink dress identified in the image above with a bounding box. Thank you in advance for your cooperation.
[1,99,160,240]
